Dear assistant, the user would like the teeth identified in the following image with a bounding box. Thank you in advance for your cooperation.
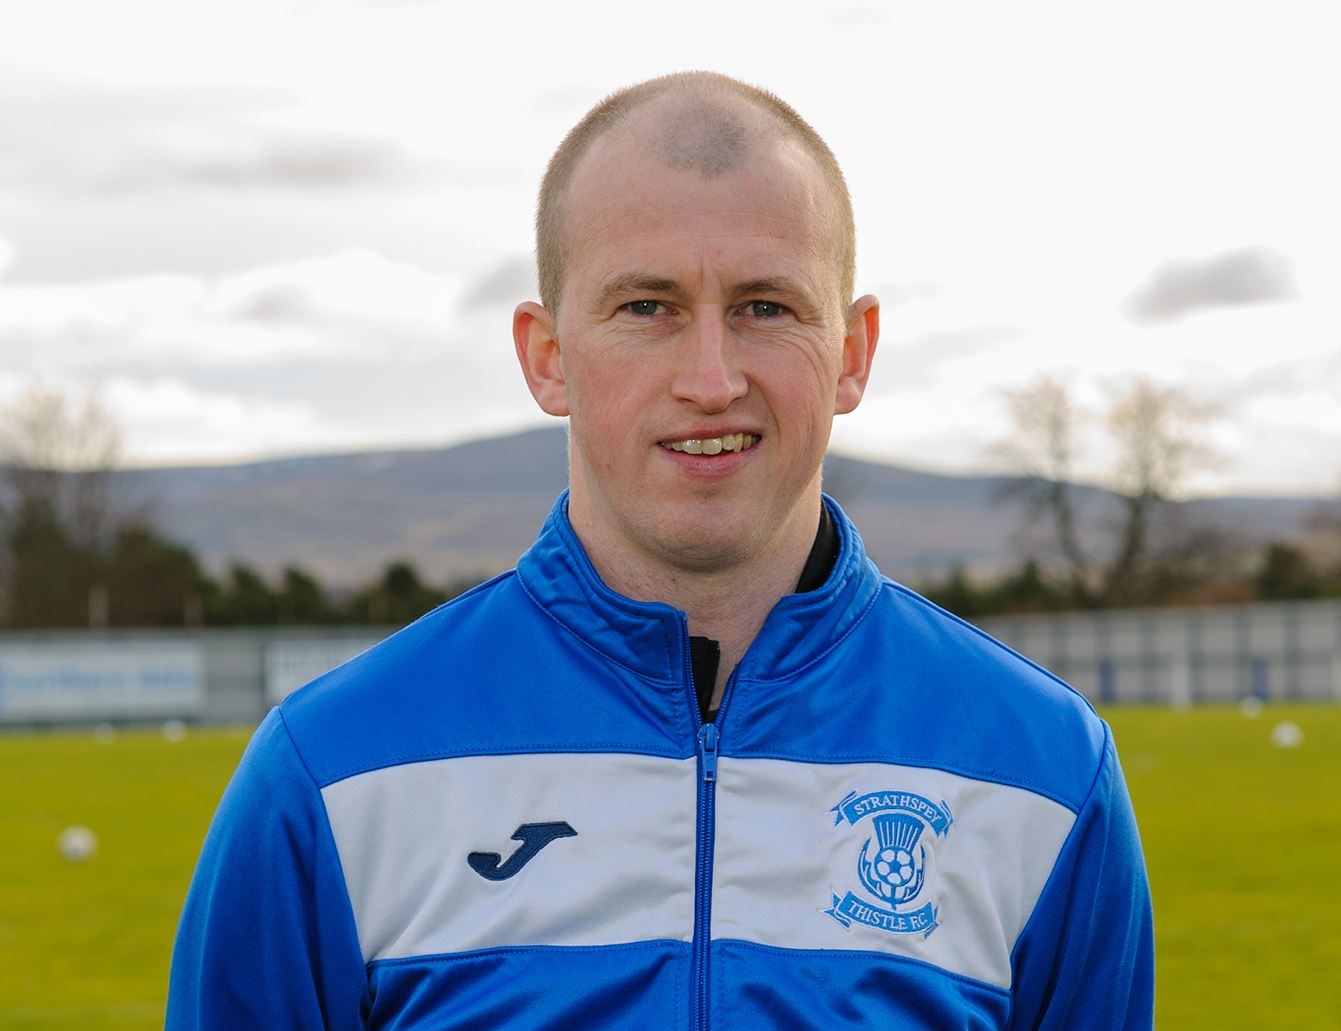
[662,433,758,454]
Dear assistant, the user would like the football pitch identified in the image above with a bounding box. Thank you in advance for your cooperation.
[1,705,1338,1029]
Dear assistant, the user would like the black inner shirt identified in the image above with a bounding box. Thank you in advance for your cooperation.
[690,504,838,723]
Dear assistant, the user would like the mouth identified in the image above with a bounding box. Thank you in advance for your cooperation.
[658,433,760,456]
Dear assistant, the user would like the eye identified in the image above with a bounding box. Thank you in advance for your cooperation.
[623,300,664,317]
[747,300,786,319]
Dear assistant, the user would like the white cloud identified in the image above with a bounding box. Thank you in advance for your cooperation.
[0,59,427,203]
[207,249,459,329]
[837,278,1341,495]
[0,249,462,371]
[0,275,205,335]
[0,249,537,466]
[101,376,350,464]
[3,0,1339,494]
[1246,392,1341,435]
[1126,248,1297,323]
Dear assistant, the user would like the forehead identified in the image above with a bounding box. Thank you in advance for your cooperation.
[560,130,838,299]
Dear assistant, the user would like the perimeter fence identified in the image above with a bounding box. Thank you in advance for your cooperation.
[2,598,1339,726]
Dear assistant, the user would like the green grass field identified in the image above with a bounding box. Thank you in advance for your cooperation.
[1,706,1338,1028]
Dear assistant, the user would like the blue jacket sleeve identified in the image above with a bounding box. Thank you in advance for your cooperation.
[1008,725,1155,1029]
[166,708,370,1029]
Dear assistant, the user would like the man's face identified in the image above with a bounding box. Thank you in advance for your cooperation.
[517,128,877,577]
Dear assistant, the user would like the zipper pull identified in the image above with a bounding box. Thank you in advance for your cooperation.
[698,723,719,783]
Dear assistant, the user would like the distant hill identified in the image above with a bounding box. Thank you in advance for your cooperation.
[111,426,1329,589]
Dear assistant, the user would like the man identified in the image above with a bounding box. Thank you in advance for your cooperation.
[168,72,1153,1028]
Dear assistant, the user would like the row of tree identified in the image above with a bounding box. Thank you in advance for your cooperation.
[0,389,477,629]
[920,540,1341,622]
[2,382,1338,629]
[2,496,479,630]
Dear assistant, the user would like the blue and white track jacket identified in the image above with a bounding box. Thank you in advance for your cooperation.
[168,495,1154,1029]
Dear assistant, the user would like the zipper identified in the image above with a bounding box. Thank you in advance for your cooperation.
[693,719,717,1030]
[689,626,738,1031]
[699,722,719,782]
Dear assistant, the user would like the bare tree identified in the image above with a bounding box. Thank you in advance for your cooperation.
[0,386,123,626]
[1102,378,1219,603]
[994,376,1093,604]
[994,374,1221,607]
[1300,471,1341,578]
[0,385,122,549]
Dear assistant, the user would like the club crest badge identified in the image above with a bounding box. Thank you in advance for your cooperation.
[825,789,953,938]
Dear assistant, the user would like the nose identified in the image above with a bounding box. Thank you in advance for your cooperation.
[670,309,748,413]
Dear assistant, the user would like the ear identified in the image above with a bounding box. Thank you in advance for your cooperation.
[834,294,879,415]
[513,301,569,417]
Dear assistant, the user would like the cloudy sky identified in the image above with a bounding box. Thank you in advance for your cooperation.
[1,0,1337,496]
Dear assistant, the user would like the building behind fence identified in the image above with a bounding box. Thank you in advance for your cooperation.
[2,599,1339,727]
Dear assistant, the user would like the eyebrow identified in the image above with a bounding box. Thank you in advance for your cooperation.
[595,274,683,311]
[732,277,811,300]
[594,273,815,310]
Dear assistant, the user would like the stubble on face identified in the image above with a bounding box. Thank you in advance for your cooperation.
[550,98,852,591]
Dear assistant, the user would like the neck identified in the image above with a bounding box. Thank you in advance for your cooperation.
[573,493,822,702]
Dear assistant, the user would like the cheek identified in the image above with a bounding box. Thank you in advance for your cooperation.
[566,344,630,398]
[763,346,841,420]
[566,366,647,461]
[569,339,673,416]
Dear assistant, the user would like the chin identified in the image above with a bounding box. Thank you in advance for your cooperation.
[644,526,757,575]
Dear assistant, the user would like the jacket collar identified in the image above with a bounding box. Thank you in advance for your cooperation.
[515,491,882,687]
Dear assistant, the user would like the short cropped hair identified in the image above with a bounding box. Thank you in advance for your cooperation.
[536,71,856,314]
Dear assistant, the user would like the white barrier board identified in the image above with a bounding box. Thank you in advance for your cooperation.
[264,638,380,704]
[0,642,204,721]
